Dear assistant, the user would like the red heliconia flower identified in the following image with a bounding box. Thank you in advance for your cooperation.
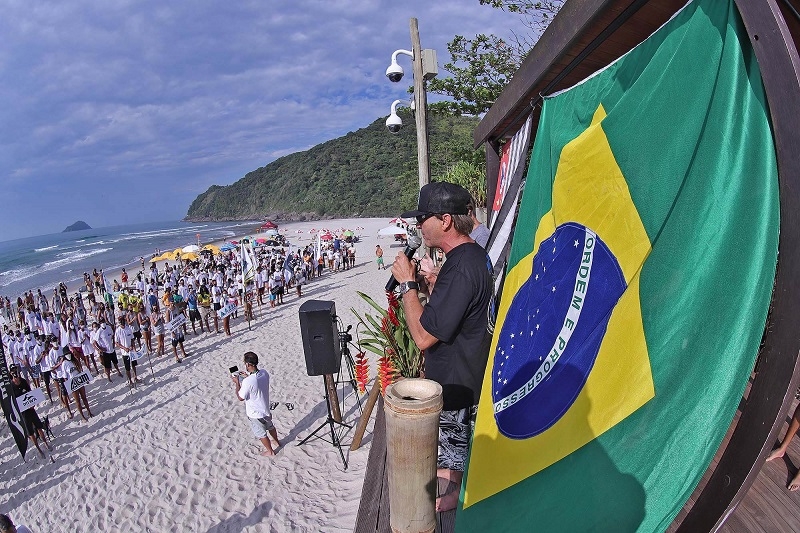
[387,306,400,327]
[354,351,370,394]
[380,315,389,333]
[378,356,396,394]
[387,291,400,310]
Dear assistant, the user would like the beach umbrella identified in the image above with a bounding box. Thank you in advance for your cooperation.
[230,240,239,245]
[182,244,201,253]
[256,238,267,244]
[378,226,408,236]
[154,251,178,261]
[220,243,236,252]
[320,233,334,241]
[343,230,354,237]
[389,217,408,226]
[203,244,221,254]
[172,248,183,255]
[182,252,199,261]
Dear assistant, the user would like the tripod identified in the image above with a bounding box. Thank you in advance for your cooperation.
[297,323,363,470]
[336,325,363,419]
[298,374,352,469]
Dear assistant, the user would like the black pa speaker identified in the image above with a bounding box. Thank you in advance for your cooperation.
[299,300,341,376]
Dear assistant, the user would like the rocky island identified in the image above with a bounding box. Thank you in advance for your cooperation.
[63,220,92,232]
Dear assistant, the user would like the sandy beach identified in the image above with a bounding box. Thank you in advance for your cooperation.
[0,217,408,532]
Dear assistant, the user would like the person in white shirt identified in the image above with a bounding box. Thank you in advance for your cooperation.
[37,339,56,403]
[78,320,99,375]
[12,332,29,381]
[49,345,74,419]
[176,279,188,302]
[255,267,266,306]
[23,333,40,388]
[210,281,222,333]
[44,313,59,343]
[114,316,138,385]
[92,319,122,383]
[231,352,281,457]
[53,347,93,421]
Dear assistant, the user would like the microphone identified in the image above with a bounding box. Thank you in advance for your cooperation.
[386,233,423,292]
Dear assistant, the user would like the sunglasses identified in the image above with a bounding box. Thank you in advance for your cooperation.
[415,213,440,225]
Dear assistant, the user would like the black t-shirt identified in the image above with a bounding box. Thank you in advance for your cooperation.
[11,376,31,396]
[420,242,493,411]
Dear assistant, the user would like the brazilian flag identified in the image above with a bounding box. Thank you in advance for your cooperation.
[458,0,779,531]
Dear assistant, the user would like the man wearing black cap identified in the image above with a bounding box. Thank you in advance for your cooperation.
[392,181,493,512]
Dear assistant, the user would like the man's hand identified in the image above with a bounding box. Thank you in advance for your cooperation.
[418,256,440,292]
[391,251,416,284]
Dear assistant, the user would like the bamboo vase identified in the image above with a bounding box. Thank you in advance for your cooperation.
[384,378,443,533]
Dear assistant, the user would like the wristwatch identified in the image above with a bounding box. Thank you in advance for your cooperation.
[398,281,420,295]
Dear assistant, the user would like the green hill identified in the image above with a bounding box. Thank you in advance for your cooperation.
[184,110,480,221]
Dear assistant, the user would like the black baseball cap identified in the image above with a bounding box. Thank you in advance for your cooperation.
[401,182,472,219]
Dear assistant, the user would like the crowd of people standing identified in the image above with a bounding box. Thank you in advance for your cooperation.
[1,234,361,456]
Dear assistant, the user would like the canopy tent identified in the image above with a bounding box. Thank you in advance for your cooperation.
[378,226,408,236]
[260,220,278,230]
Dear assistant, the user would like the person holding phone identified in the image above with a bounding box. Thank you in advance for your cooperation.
[231,352,281,457]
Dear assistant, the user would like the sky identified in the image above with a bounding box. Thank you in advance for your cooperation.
[0,0,530,240]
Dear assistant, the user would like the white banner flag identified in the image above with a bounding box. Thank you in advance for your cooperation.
[66,371,93,394]
[16,387,46,412]
[217,302,238,319]
[168,313,187,332]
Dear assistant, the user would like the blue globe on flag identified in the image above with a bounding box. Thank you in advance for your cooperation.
[492,222,627,439]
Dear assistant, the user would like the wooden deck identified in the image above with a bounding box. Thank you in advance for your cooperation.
[356,384,800,532]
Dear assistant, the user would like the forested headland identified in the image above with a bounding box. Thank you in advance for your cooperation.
[184,111,480,222]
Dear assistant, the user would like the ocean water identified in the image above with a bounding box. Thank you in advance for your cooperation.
[0,220,262,299]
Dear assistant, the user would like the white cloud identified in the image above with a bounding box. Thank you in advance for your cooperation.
[0,0,531,238]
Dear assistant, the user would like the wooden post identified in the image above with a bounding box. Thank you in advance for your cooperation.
[324,374,342,422]
[411,18,431,259]
[410,18,430,191]
[350,381,381,451]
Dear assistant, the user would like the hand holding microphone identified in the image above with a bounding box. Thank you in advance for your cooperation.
[386,233,422,292]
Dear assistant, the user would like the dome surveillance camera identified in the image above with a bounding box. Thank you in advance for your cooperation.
[386,61,404,83]
[386,112,402,134]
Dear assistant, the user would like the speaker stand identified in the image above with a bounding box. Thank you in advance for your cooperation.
[335,340,363,419]
[298,376,351,470]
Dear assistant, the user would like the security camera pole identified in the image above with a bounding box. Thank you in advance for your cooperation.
[409,17,430,189]
[386,19,437,190]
